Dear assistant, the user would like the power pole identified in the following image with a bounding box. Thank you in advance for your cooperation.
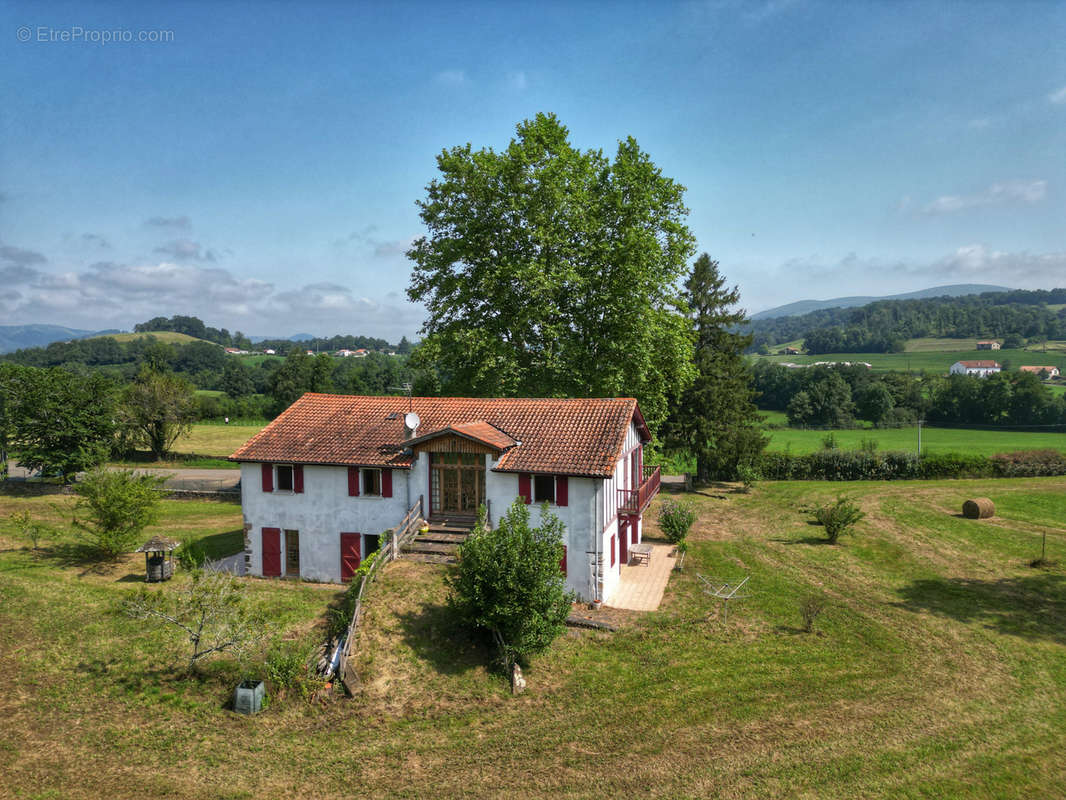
[917,419,923,455]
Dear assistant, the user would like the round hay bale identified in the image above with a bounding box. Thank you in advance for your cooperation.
[962,497,995,519]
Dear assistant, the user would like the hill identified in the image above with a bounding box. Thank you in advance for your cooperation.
[751,284,1010,320]
[0,324,116,354]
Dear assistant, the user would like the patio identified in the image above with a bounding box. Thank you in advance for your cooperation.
[606,542,675,611]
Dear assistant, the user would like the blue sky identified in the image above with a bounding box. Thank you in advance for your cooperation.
[2,0,1064,341]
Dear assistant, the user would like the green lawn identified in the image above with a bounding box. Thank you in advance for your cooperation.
[110,423,265,469]
[86,331,216,345]
[766,424,1066,456]
[752,342,1066,375]
[2,479,1066,797]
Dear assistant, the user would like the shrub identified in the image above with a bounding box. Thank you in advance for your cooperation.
[736,463,760,493]
[176,541,208,571]
[990,449,1066,478]
[821,432,838,450]
[800,595,826,633]
[72,468,165,558]
[263,638,321,699]
[813,496,866,544]
[10,510,46,550]
[858,437,878,454]
[449,500,573,666]
[658,498,697,545]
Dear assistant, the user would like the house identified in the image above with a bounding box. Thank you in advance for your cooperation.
[784,347,801,355]
[335,349,357,357]
[264,348,276,355]
[229,394,661,605]
[976,341,1001,350]
[1019,365,1060,379]
[950,360,1001,378]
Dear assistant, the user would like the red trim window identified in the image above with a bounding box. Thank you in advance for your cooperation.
[362,468,382,496]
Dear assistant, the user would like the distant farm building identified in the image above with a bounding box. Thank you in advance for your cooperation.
[783,347,801,355]
[950,360,1001,378]
[976,341,1001,350]
[1019,365,1060,379]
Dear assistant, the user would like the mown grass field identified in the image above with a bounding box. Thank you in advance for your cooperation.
[3,478,1066,798]
[86,331,216,345]
[111,423,265,470]
[765,424,1066,456]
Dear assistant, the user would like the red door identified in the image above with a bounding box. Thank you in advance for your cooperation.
[618,519,629,565]
[340,532,361,582]
[262,527,281,577]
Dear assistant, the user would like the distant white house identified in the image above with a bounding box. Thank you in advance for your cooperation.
[950,360,1001,378]
[264,348,276,355]
[976,341,1001,351]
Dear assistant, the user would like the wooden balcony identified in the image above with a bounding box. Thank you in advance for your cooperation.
[617,465,661,516]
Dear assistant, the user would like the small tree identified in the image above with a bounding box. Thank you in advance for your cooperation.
[736,462,760,493]
[448,500,573,667]
[10,510,47,550]
[813,496,866,544]
[658,498,697,545]
[125,569,266,669]
[73,468,164,558]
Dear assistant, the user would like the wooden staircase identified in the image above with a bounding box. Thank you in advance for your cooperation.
[401,516,477,564]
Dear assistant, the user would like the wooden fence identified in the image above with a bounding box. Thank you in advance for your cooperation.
[337,495,423,690]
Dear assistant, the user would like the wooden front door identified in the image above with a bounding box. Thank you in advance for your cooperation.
[262,527,281,577]
[340,532,361,582]
[430,453,485,516]
[618,519,629,565]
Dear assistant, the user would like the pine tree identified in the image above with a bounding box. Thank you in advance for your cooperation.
[667,253,766,482]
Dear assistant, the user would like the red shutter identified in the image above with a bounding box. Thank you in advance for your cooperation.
[347,466,360,496]
[518,473,531,504]
[293,464,304,493]
[261,463,273,493]
[610,534,616,567]
[262,527,281,576]
[556,475,568,507]
[340,532,361,582]
[382,469,393,498]
[560,545,567,576]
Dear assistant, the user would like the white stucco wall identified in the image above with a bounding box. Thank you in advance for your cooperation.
[241,430,647,603]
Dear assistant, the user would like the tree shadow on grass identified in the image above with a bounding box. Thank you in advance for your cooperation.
[34,541,118,574]
[394,602,495,677]
[192,529,244,560]
[895,572,1066,646]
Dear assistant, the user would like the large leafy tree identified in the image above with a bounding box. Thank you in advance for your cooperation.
[268,351,333,410]
[665,254,766,481]
[121,368,197,459]
[407,113,695,431]
[0,364,116,481]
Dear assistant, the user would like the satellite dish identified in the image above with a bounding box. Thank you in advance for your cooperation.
[404,412,421,431]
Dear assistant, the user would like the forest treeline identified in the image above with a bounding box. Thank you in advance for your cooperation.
[748,288,1066,354]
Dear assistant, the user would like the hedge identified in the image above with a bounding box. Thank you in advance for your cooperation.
[757,449,1066,481]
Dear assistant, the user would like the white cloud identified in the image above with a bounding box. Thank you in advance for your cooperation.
[0,260,423,341]
[1048,85,1066,105]
[144,215,192,230]
[434,69,468,87]
[154,239,218,262]
[921,179,1047,215]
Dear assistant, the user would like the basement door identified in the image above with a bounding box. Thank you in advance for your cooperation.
[262,527,281,577]
[340,532,361,582]
[618,518,629,566]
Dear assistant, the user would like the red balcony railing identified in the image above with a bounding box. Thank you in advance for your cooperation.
[617,465,661,516]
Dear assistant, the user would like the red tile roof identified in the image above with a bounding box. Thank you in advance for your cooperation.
[1019,365,1057,373]
[230,394,650,477]
[407,421,519,451]
[956,360,1000,368]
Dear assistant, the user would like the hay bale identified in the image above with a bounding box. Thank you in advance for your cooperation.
[962,497,995,519]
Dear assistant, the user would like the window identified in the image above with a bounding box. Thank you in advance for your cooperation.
[284,529,300,577]
[362,468,381,496]
[533,474,555,504]
[276,464,294,492]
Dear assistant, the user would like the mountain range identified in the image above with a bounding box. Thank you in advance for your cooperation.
[749,284,1011,321]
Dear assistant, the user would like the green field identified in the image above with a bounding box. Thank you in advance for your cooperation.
[86,330,217,346]
[3,478,1066,797]
[766,424,1066,456]
[755,338,1066,375]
